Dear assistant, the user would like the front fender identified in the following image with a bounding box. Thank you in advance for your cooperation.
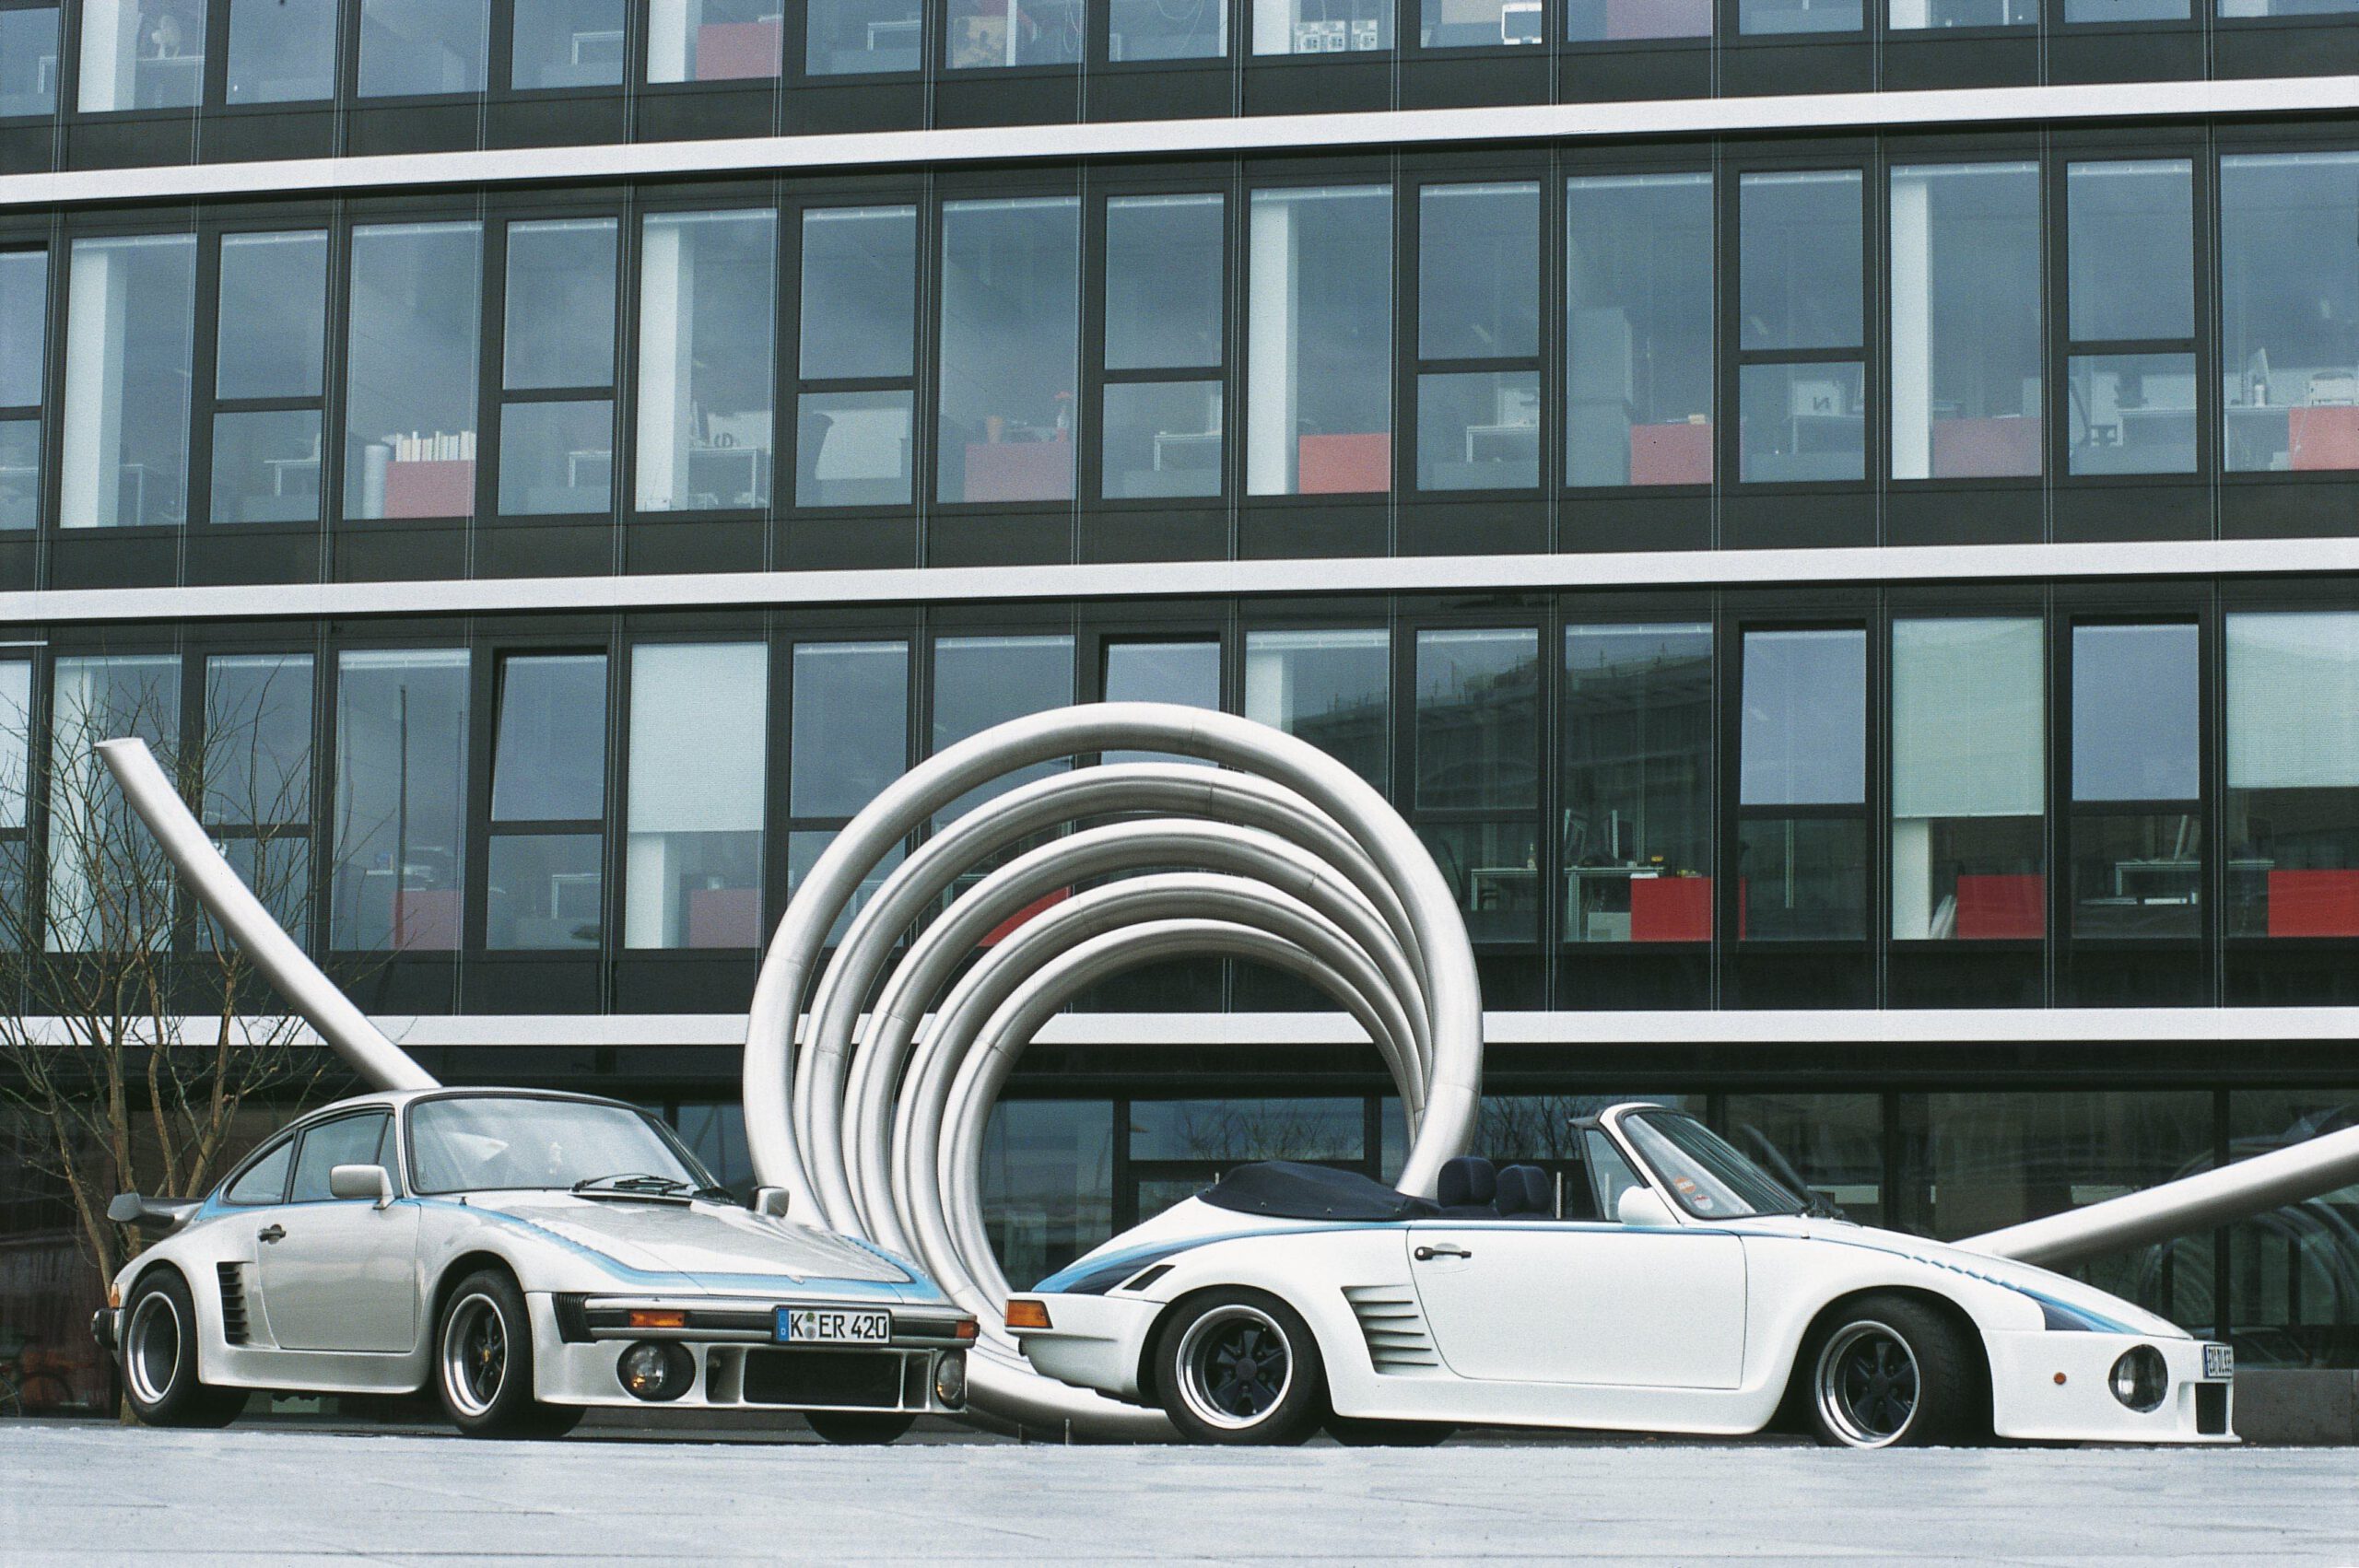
[1739,1233,2045,1393]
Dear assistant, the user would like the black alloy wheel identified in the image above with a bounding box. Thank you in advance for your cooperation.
[1803,1293,1980,1448]
[433,1268,579,1438]
[1156,1288,1325,1445]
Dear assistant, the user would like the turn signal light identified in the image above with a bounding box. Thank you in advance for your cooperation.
[955,1317,980,1341]
[627,1309,688,1330]
[1004,1299,1052,1331]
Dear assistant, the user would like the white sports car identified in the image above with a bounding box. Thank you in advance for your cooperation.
[95,1088,975,1442]
[1007,1102,2236,1447]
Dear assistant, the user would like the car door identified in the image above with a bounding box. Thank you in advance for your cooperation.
[253,1110,421,1353]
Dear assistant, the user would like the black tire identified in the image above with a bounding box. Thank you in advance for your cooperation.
[806,1410,918,1445]
[1324,1415,1453,1447]
[1801,1293,1981,1449]
[434,1269,575,1439]
[1154,1289,1326,1446]
[120,1270,246,1429]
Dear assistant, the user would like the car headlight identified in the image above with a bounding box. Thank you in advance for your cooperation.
[617,1340,695,1402]
[2109,1345,2169,1412]
[933,1351,968,1410]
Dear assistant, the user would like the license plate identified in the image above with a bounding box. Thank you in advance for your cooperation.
[2203,1343,2235,1381]
[775,1306,891,1345]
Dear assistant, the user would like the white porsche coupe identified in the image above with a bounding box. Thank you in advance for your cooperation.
[96,1088,975,1441]
[1007,1102,2236,1447]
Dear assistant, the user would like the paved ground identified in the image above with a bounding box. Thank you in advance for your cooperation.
[3,1421,2354,1566]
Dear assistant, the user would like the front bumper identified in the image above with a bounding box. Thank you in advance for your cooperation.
[1987,1330,2235,1443]
[1008,1293,1161,1402]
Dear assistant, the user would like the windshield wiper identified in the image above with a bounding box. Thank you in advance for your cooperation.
[571,1172,694,1199]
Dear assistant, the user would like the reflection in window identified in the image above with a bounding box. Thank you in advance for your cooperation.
[488,653,606,950]
[0,8,59,117]
[637,210,775,512]
[1739,362,1864,483]
[499,219,616,516]
[1893,620,2044,942]
[48,656,180,951]
[654,0,787,79]
[0,249,47,530]
[2227,614,2359,939]
[344,223,482,521]
[2071,623,2200,939]
[2069,159,2193,345]
[982,1100,1114,1289]
[202,653,314,943]
[1422,0,1543,45]
[800,205,917,508]
[1563,625,1712,943]
[1418,183,1538,492]
[1253,0,1392,51]
[1567,173,1713,486]
[792,641,909,818]
[1891,163,2041,481]
[2062,0,2183,18]
[1243,628,1389,790]
[359,0,489,97]
[1740,628,1866,941]
[1112,0,1226,55]
[78,0,205,111]
[2222,154,2359,475]
[213,231,328,525]
[1248,187,1391,496]
[947,0,1083,64]
[2224,1091,2359,1367]
[1104,639,1218,766]
[1566,0,1708,38]
[226,0,337,101]
[512,0,625,88]
[932,635,1073,823]
[1888,0,2032,23]
[628,643,766,949]
[1104,194,1223,499]
[805,0,920,74]
[1739,171,1863,485]
[60,234,195,529]
[1723,1094,1885,1225]
[332,649,468,952]
[1133,1098,1363,1161]
[938,199,1079,505]
[1739,0,1861,33]
[2067,354,2196,476]
[1416,628,1539,942]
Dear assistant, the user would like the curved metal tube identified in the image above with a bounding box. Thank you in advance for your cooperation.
[95,738,436,1094]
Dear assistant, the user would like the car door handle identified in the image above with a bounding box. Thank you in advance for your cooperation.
[257,1224,286,1244]
[1413,1244,1471,1262]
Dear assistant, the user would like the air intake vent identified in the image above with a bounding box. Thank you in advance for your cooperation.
[216,1263,250,1345]
[1342,1285,1439,1374]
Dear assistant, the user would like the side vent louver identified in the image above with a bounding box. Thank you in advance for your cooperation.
[1342,1285,1440,1374]
[217,1262,250,1345]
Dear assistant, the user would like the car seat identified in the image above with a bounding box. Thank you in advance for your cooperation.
[1436,1155,1497,1217]
[1494,1164,1554,1219]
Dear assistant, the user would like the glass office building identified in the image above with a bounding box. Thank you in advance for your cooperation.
[2,0,2358,1415]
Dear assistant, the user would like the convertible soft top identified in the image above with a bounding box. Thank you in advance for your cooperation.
[1197,1161,1440,1223]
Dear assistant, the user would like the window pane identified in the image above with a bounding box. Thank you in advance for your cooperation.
[651,0,785,78]
[49,656,181,952]
[1104,639,1218,766]
[1107,195,1223,372]
[1740,170,1862,352]
[1567,173,1713,487]
[224,1137,294,1204]
[1247,187,1391,496]
[2064,0,2183,19]
[359,0,489,96]
[1721,1093,1886,1225]
[1741,627,1864,806]
[1564,624,1712,944]
[215,833,310,950]
[1740,816,1868,940]
[2072,623,2198,802]
[1419,183,1538,362]
[1893,620,2044,942]
[2071,811,2201,938]
[1891,163,2041,481]
[1423,821,1541,942]
[331,649,468,951]
[504,220,616,392]
[497,399,611,515]
[792,641,908,817]
[1243,628,1389,790]
[627,643,767,950]
[1422,0,1545,42]
[217,232,328,403]
[492,654,606,822]
[1,249,48,407]
[2222,153,2359,475]
[1566,0,1707,37]
[947,0,1083,64]
[1417,370,1537,490]
[801,206,917,381]
[1113,0,1227,55]
[2226,613,2359,938]
[78,0,205,111]
[1103,380,1220,499]
[796,390,912,507]
[982,1100,1114,1292]
[60,234,194,529]
[804,0,918,73]
[932,634,1073,823]
[1132,1097,1363,1160]
[512,0,624,88]
[291,1116,390,1201]
[1415,628,1539,811]
[1740,0,1861,29]
[213,410,323,524]
[2067,160,2193,344]
[1738,361,1864,483]
[1252,0,1393,51]
[1889,0,2033,25]
[205,654,313,830]
[226,0,337,101]
[344,223,482,521]
[938,198,1080,504]
[0,8,59,117]
[2224,1091,2359,1367]
[2066,352,2196,476]
[488,834,601,949]
[636,210,776,512]
[0,421,32,530]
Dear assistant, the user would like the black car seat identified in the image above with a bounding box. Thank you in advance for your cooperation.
[1435,1155,1497,1217]
[1495,1164,1554,1219]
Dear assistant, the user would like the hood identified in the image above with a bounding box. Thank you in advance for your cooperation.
[469,1192,932,1295]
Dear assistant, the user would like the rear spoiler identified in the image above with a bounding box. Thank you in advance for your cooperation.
[107,1192,202,1235]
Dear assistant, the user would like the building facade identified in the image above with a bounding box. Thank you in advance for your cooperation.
[2,0,2358,1415]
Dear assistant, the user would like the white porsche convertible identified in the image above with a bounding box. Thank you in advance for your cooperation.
[1008,1102,2236,1447]
[96,1088,975,1441]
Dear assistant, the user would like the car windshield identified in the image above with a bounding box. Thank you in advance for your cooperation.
[407,1096,722,1197]
[1619,1110,1805,1220]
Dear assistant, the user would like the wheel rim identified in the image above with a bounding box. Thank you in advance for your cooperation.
[440,1293,510,1418]
[1174,1305,1294,1432]
[123,1292,183,1408]
[1814,1320,1921,1447]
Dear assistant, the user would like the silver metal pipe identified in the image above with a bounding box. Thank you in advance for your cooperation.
[95,738,436,1094]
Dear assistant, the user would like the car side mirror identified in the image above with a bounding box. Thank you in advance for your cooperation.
[1616,1186,1677,1229]
[752,1186,792,1219]
[329,1164,395,1209]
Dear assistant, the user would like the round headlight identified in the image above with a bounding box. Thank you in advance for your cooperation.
[933,1350,968,1410]
[2108,1345,2168,1412]
[617,1340,694,1402]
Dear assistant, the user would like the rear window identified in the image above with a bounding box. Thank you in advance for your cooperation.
[222,1138,294,1206]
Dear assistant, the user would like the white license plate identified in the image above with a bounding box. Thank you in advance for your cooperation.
[2203,1343,2235,1381]
[775,1306,891,1345]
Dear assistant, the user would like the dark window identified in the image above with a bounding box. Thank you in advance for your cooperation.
[1242,627,1391,790]
[804,0,918,75]
[930,633,1073,824]
[359,0,490,97]
[343,222,484,523]
[290,1113,393,1202]
[497,218,617,517]
[1417,182,1539,493]
[1738,627,1867,940]
[1737,171,1864,484]
[801,205,918,508]
[212,230,330,525]
[2070,622,2201,938]
[937,198,1079,506]
[2065,159,2196,477]
[1567,0,1707,40]
[1890,162,2041,482]
[0,248,44,530]
[226,0,337,102]
[1415,627,1542,942]
[1563,624,1713,944]
[982,1099,1114,1288]
[512,0,626,88]
[487,652,608,950]
[788,638,913,940]
[1102,193,1224,501]
[203,652,315,943]
[2221,152,2359,477]
[222,1136,295,1205]
[331,649,470,952]
[1568,173,1713,487]
[0,7,59,117]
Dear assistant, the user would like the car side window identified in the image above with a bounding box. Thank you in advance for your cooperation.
[221,1137,296,1206]
[1583,1129,1647,1222]
[288,1113,393,1203]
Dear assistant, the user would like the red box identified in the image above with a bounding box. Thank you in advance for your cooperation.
[963,439,1072,503]
[2267,870,2359,938]
[383,459,475,520]
[1931,415,2041,479]
[1296,433,1391,494]
[1954,873,2045,940]
[687,886,760,949]
[697,19,783,79]
[2289,405,2359,473]
[1630,876,1711,942]
[1629,422,1711,486]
